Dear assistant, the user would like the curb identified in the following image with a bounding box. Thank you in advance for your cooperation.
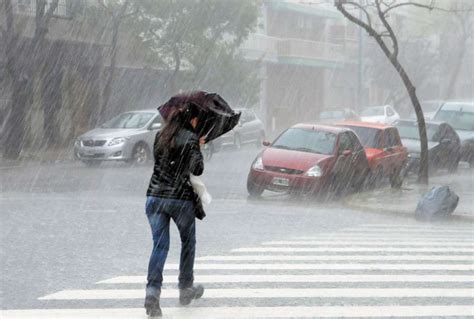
[343,196,474,222]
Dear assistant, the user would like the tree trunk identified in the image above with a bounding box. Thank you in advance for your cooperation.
[3,77,32,159]
[99,1,131,125]
[42,63,63,148]
[389,57,429,184]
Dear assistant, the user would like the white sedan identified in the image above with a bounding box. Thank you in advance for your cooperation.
[360,105,400,124]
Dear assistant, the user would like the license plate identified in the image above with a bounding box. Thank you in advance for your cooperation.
[272,177,289,187]
[84,150,94,156]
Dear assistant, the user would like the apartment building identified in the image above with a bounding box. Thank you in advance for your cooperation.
[240,0,359,135]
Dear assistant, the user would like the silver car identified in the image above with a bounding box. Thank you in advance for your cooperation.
[74,110,163,166]
[219,108,265,148]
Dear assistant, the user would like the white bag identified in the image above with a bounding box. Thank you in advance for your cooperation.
[189,174,212,205]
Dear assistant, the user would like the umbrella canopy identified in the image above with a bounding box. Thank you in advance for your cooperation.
[158,91,241,143]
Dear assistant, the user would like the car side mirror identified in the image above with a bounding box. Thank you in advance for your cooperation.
[150,123,162,130]
[342,150,352,156]
[262,140,271,147]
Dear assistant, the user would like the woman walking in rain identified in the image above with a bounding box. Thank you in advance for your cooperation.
[144,98,205,317]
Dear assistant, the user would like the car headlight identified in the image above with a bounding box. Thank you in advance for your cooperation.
[305,165,323,177]
[252,156,264,171]
[107,137,129,146]
[74,139,82,147]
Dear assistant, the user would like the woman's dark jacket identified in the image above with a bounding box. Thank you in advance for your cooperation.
[146,124,204,201]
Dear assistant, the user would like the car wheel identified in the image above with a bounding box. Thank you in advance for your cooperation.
[129,143,150,166]
[82,160,101,167]
[234,134,242,150]
[247,179,264,197]
[389,168,404,189]
[368,166,384,189]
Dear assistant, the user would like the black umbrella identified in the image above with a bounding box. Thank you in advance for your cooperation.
[158,91,241,143]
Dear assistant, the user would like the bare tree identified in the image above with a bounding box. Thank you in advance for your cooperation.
[334,0,458,184]
[97,0,136,124]
[2,0,60,159]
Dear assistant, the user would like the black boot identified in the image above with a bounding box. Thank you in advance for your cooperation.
[179,285,204,306]
[144,292,162,317]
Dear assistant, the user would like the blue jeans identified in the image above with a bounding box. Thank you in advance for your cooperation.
[145,196,196,296]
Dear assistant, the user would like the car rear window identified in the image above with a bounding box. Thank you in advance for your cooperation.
[434,109,474,131]
[396,122,439,142]
[272,128,336,155]
[344,126,381,148]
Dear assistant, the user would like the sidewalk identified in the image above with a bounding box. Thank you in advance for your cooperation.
[0,148,74,169]
[344,166,474,220]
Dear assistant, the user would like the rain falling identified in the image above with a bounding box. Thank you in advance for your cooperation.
[1,0,473,318]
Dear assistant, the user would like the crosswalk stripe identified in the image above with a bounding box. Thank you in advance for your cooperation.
[3,306,473,318]
[39,288,474,300]
[196,255,474,261]
[162,263,474,270]
[232,247,474,253]
[98,274,474,284]
[339,228,473,234]
[263,241,474,246]
[291,236,472,241]
[359,224,474,229]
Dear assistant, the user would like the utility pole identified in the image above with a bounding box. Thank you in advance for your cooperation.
[357,0,364,111]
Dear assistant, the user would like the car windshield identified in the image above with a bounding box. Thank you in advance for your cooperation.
[344,126,381,148]
[434,110,474,131]
[396,122,439,141]
[272,128,336,155]
[319,110,344,120]
[101,112,155,129]
[361,107,384,116]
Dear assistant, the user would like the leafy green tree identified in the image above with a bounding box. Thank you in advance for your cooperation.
[132,0,261,106]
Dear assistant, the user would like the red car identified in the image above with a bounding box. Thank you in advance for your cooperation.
[247,124,369,197]
[335,121,408,187]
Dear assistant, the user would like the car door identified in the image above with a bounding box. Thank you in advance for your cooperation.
[332,132,355,183]
[245,110,259,143]
[383,128,405,174]
[347,131,369,179]
[145,114,163,150]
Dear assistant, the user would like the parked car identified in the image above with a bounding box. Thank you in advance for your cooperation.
[75,109,218,166]
[360,105,400,124]
[395,119,461,174]
[219,108,265,148]
[432,101,474,167]
[246,124,369,197]
[74,110,163,166]
[409,100,443,120]
[317,108,360,123]
[335,121,407,188]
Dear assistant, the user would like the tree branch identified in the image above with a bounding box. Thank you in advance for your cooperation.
[382,1,468,15]
[342,1,373,28]
[375,0,398,58]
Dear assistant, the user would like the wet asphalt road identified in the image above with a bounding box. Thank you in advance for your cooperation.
[1,146,472,317]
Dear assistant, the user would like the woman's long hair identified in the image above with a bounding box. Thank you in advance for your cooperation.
[156,102,200,151]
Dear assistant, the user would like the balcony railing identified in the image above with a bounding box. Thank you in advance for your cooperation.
[241,33,355,64]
